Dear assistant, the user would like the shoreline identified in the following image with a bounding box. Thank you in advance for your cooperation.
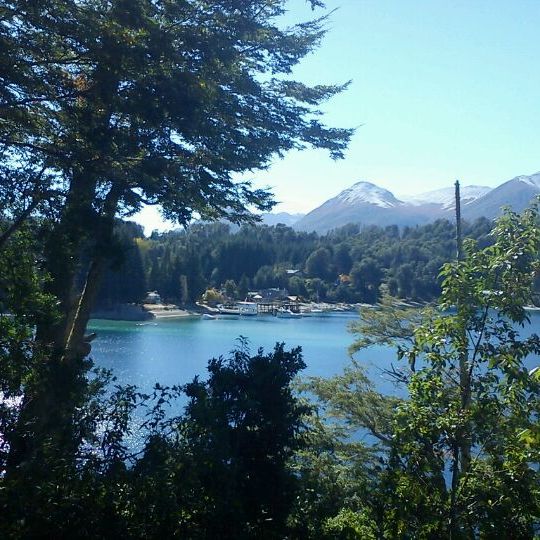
[90,302,204,321]
[89,301,359,322]
[92,299,506,322]
[150,309,199,319]
[145,303,203,319]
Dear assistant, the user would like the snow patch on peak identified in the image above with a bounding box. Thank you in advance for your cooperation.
[336,181,402,208]
[513,172,540,188]
[402,185,491,209]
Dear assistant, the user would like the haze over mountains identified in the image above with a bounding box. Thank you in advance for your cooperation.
[260,212,305,227]
[277,172,540,234]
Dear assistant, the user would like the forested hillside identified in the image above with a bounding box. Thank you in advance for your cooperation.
[2,0,539,537]
[102,217,495,305]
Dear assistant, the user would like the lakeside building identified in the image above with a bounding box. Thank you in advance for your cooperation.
[144,291,162,304]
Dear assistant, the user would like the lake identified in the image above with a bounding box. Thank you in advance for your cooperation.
[88,310,540,397]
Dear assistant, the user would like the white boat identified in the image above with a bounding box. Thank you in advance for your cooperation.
[202,313,217,320]
[237,301,258,316]
[217,304,240,315]
[301,307,325,315]
[276,308,301,318]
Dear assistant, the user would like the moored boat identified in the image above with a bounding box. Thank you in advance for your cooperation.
[217,303,241,315]
[301,307,324,315]
[237,301,258,316]
[275,308,302,318]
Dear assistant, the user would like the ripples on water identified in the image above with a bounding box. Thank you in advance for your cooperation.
[89,311,540,397]
[88,311,540,450]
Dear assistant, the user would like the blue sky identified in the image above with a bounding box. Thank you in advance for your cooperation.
[136,0,540,232]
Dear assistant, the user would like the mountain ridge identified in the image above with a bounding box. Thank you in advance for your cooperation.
[294,172,540,234]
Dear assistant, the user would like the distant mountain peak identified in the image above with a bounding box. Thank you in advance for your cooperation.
[294,171,540,234]
[260,211,304,227]
[513,172,540,188]
[336,180,403,208]
[403,185,491,209]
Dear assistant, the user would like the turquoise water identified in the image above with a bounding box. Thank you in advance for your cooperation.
[88,313,403,396]
[88,311,540,397]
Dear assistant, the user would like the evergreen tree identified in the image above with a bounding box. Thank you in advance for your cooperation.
[2,0,351,473]
[95,221,147,307]
[306,247,333,280]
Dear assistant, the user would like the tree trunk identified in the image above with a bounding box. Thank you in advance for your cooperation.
[6,41,122,474]
[62,186,120,360]
[5,181,120,475]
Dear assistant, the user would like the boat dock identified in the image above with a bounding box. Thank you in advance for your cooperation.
[257,301,301,315]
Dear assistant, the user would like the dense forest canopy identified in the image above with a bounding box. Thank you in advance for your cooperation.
[97,216,495,307]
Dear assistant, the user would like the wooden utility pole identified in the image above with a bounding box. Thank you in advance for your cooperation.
[455,180,463,261]
[449,179,471,539]
[455,179,470,470]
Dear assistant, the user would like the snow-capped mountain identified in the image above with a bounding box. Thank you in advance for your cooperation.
[463,173,540,221]
[295,180,429,233]
[402,185,491,210]
[336,181,404,208]
[513,172,540,188]
[294,172,540,234]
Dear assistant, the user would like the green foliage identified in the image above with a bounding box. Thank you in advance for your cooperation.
[177,343,309,539]
[223,279,238,300]
[141,217,496,306]
[1,343,309,539]
[350,257,383,303]
[0,228,58,464]
[94,221,147,306]
[201,287,224,305]
[288,411,382,539]
[389,205,540,537]
[8,2,540,537]
[102,344,309,539]
[1,0,352,488]
[301,361,399,445]
[2,0,352,226]
[292,361,400,539]
[323,508,378,539]
[296,205,540,538]
[306,247,333,280]
[348,287,435,363]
